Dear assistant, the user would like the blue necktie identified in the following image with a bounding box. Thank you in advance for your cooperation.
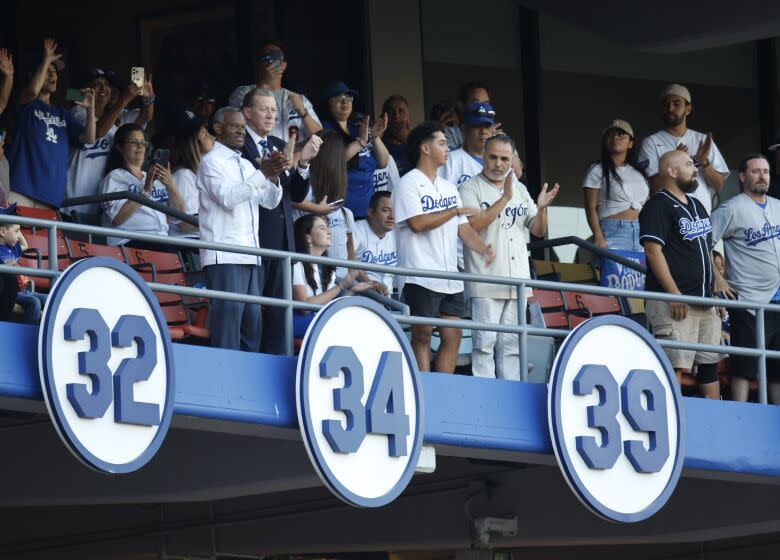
[258,138,268,159]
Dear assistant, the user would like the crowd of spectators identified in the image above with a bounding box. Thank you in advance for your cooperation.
[0,38,779,403]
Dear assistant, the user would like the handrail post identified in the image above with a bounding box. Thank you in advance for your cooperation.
[757,308,767,404]
[48,225,58,274]
[282,255,293,357]
[518,282,528,382]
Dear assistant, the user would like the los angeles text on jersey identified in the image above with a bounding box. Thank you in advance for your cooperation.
[421,194,458,212]
[745,223,780,246]
[678,216,711,240]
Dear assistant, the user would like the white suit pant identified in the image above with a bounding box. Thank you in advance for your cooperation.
[470,297,526,380]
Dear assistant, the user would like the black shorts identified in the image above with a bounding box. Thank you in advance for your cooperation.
[402,283,466,319]
[729,306,780,380]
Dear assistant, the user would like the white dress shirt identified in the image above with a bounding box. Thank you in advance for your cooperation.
[197,141,282,266]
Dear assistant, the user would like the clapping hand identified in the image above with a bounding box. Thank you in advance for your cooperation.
[0,49,13,76]
[256,150,289,182]
[537,182,560,209]
[357,115,370,147]
[696,133,713,166]
[300,134,323,164]
[370,113,388,139]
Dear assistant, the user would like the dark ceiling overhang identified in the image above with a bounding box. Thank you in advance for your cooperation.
[519,0,780,53]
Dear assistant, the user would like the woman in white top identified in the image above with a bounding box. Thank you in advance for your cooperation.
[582,119,649,252]
[100,124,185,247]
[292,130,356,279]
[292,213,371,338]
[169,118,215,237]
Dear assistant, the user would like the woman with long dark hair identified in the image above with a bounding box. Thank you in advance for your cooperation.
[292,130,355,279]
[99,123,185,247]
[320,80,389,219]
[168,118,215,237]
[291,214,371,338]
[582,119,649,251]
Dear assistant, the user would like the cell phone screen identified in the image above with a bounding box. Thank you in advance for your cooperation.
[65,88,84,103]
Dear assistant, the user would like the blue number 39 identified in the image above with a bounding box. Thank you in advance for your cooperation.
[574,365,670,474]
[319,346,410,457]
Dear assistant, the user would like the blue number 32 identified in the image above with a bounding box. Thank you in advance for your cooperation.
[64,308,161,427]
[320,346,410,457]
[573,365,670,474]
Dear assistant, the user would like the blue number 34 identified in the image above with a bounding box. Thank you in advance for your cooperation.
[319,346,410,457]
[574,364,670,474]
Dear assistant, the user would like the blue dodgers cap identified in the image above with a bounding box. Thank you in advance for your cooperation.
[0,203,18,216]
[461,101,496,126]
[322,80,359,101]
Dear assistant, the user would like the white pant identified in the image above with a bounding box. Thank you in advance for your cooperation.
[470,297,526,380]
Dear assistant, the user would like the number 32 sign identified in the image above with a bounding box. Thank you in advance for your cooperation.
[296,297,424,508]
[38,258,175,474]
[548,315,685,523]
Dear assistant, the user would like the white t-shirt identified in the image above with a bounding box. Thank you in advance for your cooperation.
[351,219,396,293]
[582,163,649,220]
[372,155,400,193]
[100,168,170,246]
[292,261,337,297]
[293,187,355,278]
[168,167,199,238]
[64,107,140,216]
[638,128,729,214]
[393,168,467,294]
[438,148,483,187]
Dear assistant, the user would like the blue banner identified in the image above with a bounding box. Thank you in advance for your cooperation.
[600,250,646,291]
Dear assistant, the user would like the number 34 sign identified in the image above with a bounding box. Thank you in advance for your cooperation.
[548,315,685,523]
[296,297,424,508]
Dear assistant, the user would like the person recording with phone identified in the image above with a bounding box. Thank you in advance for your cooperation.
[99,124,185,248]
[7,38,96,209]
[64,68,155,224]
[229,40,321,142]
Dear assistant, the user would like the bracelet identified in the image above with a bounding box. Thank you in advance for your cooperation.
[142,94,155,106]
[701,159,710,169]
[301,110,309,119]
[455,207,460,217]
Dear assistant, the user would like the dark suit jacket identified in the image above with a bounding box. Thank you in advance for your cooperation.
[242,133,309,252]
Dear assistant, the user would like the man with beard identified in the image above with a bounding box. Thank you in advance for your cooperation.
[710,154,780,403]
[460,134,558,380]
[639,83,729,214]
[639,149,721,398]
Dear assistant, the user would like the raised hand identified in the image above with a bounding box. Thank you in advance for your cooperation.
[257,150,289,182]
[357,115,370,147]
[370,113,388,139]
[676,142,688,153]
[43,38,62,65]
[143,73,154,99]
[537,182,559,209]
[696,132,713,165]
[78,88,96,111]
[300,133,323,163]
[501,168,514,201]
[0,49,13,76]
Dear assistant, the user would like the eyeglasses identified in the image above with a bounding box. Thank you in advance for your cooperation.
[125,139,149,147]
[332,94,353,103]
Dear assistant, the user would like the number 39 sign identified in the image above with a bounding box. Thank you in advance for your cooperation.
[296,297,424,508]
[548,315,685,522]
[38,258,175,474]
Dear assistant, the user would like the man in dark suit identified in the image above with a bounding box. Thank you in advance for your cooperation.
[241,87,322,354]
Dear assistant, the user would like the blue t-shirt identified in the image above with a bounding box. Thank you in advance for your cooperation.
[0,242,22,264]
[7,98,85,207]
[323,121,378,219]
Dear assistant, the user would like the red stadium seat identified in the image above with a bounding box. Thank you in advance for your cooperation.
[16,206,65,238]
[67,239,125,261]
[19,234,72,292]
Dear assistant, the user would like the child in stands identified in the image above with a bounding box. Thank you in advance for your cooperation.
[0,205,48,323]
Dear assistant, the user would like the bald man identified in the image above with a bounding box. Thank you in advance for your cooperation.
[639,149,721,399]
